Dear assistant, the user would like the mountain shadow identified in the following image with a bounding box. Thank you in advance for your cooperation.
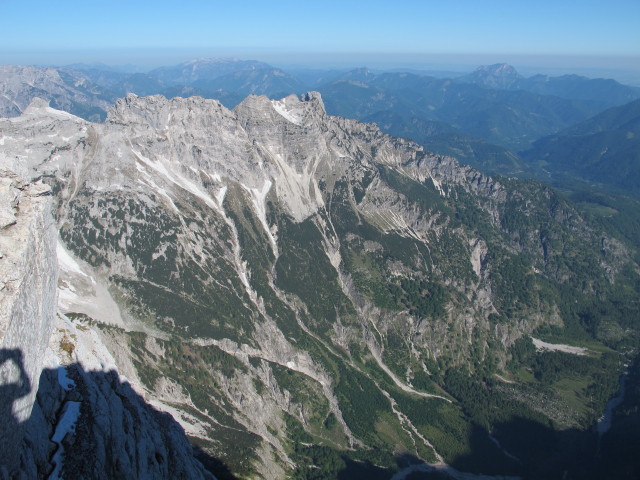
[326,372,640,480]
[0,347,227,479]
[0,348,32,478]
[442,380,640,480]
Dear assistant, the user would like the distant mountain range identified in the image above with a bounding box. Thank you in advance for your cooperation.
[1,58,639,195]
[522,99,640,194]
[318,70,595,153]
[2,58,640,479]
[0,65,114,121]
[148,57,272,85]
[3,92,638,479]
[458,63,640,110]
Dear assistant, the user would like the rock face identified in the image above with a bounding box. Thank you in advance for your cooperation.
[0,134,213,479]
[19,349,215,480]
[0,65,113,121]
[0,170,57,476]
[0,94,635,478]
[456,63,523,90]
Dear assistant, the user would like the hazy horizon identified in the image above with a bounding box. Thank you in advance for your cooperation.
[2,0,639,84]
[2,48,640,85]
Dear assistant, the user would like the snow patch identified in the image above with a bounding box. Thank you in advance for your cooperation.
[57,240,126,328]
[215,185,227,208]
[272,99,304,125]
[57,241,93,281]
[137,178,179,214]
[37,106,78,121]
[132,149,219,212]
[57,366,76,391]
[243,180,277,255]
[531,337,588,356]
[265,148,325,222]
[48,401,81,480]
[430,173,444,196]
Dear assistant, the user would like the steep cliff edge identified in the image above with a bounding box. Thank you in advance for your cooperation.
[1,94,637,479]
[18,316,216,479]
[0,170,57,476]
[0,168,213,477]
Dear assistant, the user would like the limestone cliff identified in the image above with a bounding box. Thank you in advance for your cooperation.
[0,170,57,477]
[0,170,213,478]
[0,94,636,479]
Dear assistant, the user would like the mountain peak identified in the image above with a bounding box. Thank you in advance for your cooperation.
[234,91,326,126]
[24,96,51,111]
[458,63,522,89]
[149,58,273,86]
[475,63,520,76]
[22,97,80,122]
[334,67,376,83]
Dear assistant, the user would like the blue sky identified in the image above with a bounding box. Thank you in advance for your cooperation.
[1,0,639,77]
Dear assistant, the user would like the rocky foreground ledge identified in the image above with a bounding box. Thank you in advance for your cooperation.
[0,167,214,478]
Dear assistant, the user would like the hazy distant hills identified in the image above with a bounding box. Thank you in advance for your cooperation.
[191,67,306,98]
[1,58,639,180]
[0,59,310,118]
[456,63,524,89]
[0,65,114,121]
[457,63,640,110]
[148,57,272,85]
[357,106,524,175]
[522,99,640,194]
[317,69,599,151]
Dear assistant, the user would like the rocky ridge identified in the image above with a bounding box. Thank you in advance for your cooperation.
[0,169,57,476]
[0,120,213,478]
[0,65,113,121]
[0,93,634,478]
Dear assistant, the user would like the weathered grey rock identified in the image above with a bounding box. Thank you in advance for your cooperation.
[0,93,630,479]
[0,156,212,479]
[0,65,112,121]
[0,170,57,477]
[61,364,214,479]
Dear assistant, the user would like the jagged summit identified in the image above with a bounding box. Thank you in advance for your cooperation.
[474,63,520,76]
[107,91,326,126]
[23,96,51,112]
[0,93,634,479]
[458,63,523,89]
[236,91,326,126]
[4,91,412,226]
[106,92,229,128]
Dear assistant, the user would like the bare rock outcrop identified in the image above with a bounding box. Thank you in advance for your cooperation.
[0,170,57,477]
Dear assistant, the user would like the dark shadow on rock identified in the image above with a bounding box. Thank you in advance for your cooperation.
[5,344,640,480]
[336,457,393,480]
[193,444,241,480]
[0,351,234,479]
[0,348,32,476]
